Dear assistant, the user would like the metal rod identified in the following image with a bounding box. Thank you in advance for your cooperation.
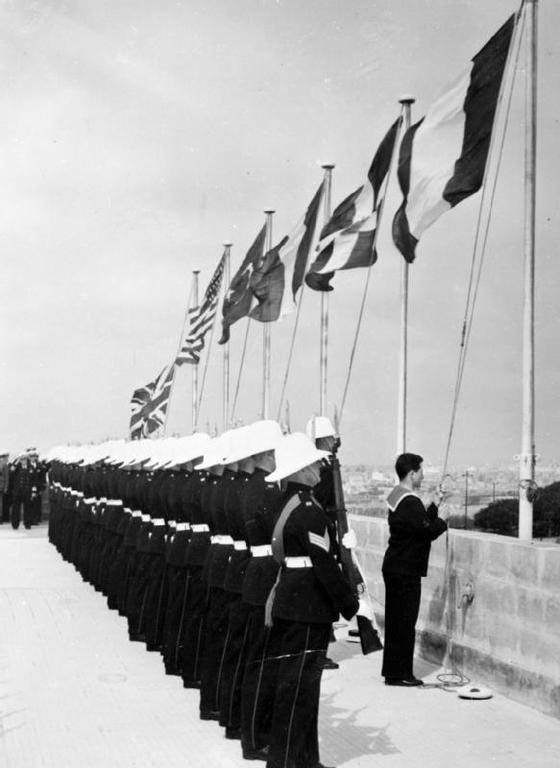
[396,95,415,456]
[191,270,200,432]
[262,211,274,419]
[222,243,232,432]
[519,0,538,540]
[320,164,334,417]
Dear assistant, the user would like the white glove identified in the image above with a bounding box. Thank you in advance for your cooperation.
[341,529,357,550]
[356,598,373,621]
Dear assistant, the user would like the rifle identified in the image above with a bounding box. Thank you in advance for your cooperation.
[330,435,383,655]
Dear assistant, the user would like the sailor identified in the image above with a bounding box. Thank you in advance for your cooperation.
[218,421,283,742]
[179,454,212,689]
[160,433,211,676]
[263,433,359,768]
[197,430,239,721]
[382,452,447,686]
[238,427,284,761]
[306,416,342,670]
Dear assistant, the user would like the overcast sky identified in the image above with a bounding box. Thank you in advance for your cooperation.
[1,0,558,470]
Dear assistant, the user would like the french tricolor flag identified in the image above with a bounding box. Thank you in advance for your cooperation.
[392,14,516,263]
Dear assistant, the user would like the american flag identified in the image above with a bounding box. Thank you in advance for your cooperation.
[129,364,175,438]
[176,252,226,365]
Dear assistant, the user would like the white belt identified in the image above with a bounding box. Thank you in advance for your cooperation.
[84,497,96,504]
[131,510,142,518]
[176,523,190,531]
[100,497,108,503]
[212,535,233,545]
[141,514,150,522]
[70,490,78,497]
[285,556,312,569]
[192,524,209,533]
[152,518,165,526]
[251,544,272,557]
[107,499,122,507]
[124,507,132,514]
[77,492,84,498]
[168,520,177,528]
[233,540,247,551]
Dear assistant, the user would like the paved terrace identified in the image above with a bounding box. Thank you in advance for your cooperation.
[1,524,559,768]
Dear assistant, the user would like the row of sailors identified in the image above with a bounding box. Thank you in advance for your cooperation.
[46,419,360,768]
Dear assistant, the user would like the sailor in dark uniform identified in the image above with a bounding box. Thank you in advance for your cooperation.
[263,432,359,768]
[382,452,447,686]
[197,430,240,721]
[217,420,283,743]
[159,433,211,676]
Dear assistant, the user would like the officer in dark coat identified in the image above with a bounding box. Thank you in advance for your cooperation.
[263,432,359,768]
[10,453,38,530]
[0,451,10,523]
[382,452,447,686]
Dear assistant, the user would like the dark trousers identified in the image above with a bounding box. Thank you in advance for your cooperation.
[266,619,330,768]
[1,494,10,523]
[10,499,34,529]
[199,586,235,717]
[241,605,276,753]
[162,566,190,674]
[381,571,422,680]
[143,558,168,650]
[219,597,252,729]
[180,566,207,686]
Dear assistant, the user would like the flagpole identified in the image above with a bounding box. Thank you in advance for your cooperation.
[320,164,334,417]
[396,95,415,456]
[519,0,537,540]
[192,270,200,432]
[262,210,274,419]
[222,242,232,431]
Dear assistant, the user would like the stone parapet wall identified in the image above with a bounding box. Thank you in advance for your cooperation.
[350,513,560,718]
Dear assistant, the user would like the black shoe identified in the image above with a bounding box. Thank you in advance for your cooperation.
[183,679,201,689]
[348,628,360,637]
[242,746,269,761]
[200,709,220,721]
[225,726,241,740]
[384,677,424,687]
[322,657,339,670]
[24,525,31,530]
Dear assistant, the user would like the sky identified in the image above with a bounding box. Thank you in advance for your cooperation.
[1,0,559,471]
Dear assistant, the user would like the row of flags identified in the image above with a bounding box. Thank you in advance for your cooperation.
[130,12,516,439]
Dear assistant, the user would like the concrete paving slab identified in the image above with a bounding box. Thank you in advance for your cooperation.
[1,523,559,768]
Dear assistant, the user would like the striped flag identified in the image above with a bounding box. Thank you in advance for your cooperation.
[218,226,266,344]
[249,182,324,321]
[176,252,226,364]
[392,15,515,263]
[129,364,175,439]
[305,119,401,292]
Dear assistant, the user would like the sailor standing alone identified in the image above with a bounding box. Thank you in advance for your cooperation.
[382,452,447,686]
[263,433,359,768]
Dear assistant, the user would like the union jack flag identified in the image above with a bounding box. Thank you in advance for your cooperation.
[176,252,226,365]
[129,364,175,438]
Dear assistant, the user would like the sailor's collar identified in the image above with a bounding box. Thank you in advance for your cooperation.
[386,484,420,512]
